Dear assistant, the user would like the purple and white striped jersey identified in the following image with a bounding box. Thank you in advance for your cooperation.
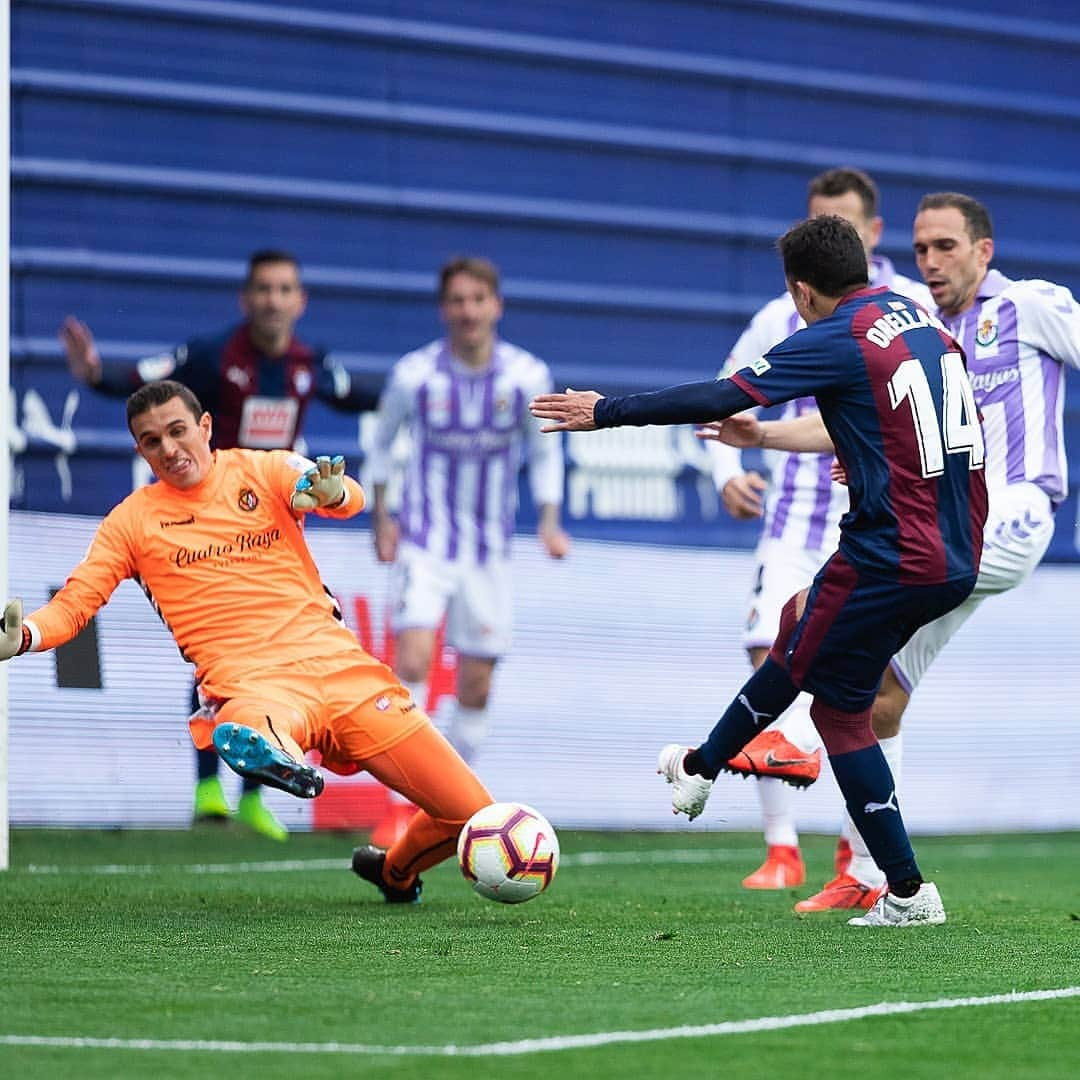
[937,269,1080,504]
[367,338,564,563]
[710,255,932,553]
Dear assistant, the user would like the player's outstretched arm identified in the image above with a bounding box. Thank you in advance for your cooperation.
[291,455,349,511]
[697,413,833,453]
[530,389,603,432]
[755,413,834,453]
[59,316,103,386]
[533,378,756,431]
[696,415,764,448]
[316,356,384,413]
[0,600,30,661]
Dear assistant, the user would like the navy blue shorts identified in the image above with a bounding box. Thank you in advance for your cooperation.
[772,551,977,713]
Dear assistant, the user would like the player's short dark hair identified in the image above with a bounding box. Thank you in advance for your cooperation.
[916,192,994,242]
[438,256,501,301]
[808,167,880,218]
[779,215,870,297]
[126,380,205,433]
[245,249,302,287]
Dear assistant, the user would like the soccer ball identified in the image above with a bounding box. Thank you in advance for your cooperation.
[457,802,559,904]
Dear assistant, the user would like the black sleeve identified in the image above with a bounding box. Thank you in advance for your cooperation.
[313,355,385,413]
[95,339,218,403]
[94,362,148,397]
[593,378,758,428]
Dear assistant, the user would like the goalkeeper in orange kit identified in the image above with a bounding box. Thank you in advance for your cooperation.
[0,379,492,902]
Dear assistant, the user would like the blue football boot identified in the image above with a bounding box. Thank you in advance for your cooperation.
[212,723,324,799]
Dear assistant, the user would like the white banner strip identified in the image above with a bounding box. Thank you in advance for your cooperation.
[9,512,1080,833]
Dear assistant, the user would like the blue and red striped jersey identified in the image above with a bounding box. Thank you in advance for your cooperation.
[95,323,382,449]
[732,287,988,584]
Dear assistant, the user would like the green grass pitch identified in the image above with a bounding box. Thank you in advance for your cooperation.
[2,827,1078,1079]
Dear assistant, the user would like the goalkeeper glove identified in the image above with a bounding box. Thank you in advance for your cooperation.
[0,599,29,661]
[291,455,348,511]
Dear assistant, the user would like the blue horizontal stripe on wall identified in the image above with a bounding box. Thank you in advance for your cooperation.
[11,246,762,318]
[14,65,1080,151]
[18,0,1080,109]
[720,0,1080,47]
[13,157,1080,276]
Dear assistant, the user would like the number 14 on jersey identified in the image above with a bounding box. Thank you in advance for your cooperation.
[888,351,985,479]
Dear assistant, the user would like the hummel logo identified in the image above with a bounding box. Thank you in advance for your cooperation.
[737,693,773,727]
[864,790,899,815]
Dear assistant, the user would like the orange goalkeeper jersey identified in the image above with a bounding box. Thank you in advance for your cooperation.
[27,449,374,696]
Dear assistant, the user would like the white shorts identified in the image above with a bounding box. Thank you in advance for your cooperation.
[742,536,833,652]
[390,543,513,659]
[891,482,1055,693]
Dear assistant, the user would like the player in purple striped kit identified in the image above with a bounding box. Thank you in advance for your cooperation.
[704,169,932,894]
[533,215,988,927]
[367,257,568,768]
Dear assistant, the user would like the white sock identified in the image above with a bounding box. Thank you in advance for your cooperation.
[400,678,427,708]
[844,732,903,888]
[753,694,816,850]
[879,731,903,792]
[758,777,798,848]
[776,693,820,753]
[449,704,489,763]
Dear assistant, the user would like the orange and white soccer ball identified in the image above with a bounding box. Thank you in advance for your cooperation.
[457,802,560,903]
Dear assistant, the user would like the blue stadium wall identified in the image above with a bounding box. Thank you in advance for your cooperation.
[11,0,1080,558]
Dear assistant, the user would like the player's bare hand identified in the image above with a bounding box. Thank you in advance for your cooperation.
[59,316,103,385]
[830,460,849,486]
[539,523,571,559]
[695,414,762,449]
[373,512,399,563]
[530,389,603,432]
[291,455,347,511]
[721,471,767,520]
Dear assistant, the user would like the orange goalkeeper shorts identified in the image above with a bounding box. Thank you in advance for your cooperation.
[188,656,428,774]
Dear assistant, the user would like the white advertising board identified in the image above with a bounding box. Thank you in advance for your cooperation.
[8,511,1079,834]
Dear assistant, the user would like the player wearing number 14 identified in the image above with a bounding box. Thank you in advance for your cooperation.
[531,215,988,926]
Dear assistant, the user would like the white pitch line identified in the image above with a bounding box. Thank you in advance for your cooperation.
[18,838,1075,877]
[22,858,349,876]
[16,849,769,876]
[2,988,1078,1057]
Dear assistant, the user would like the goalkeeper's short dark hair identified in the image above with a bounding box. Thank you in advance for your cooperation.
[126,380,205,433]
